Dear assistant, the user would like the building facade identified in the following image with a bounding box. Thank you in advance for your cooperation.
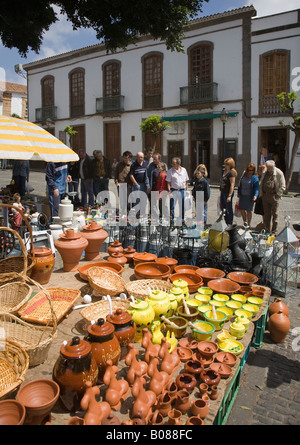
[23,6,300,187]
[0,81,28,119]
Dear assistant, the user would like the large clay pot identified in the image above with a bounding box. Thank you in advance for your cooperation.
[85,318,121,381]
[80,221,108,260]
[0,400,26,425]
[54,229,88,271]
[30,247,55,285]
[107,240,123,256]
[268,298,289,318]
[106,309,136,347]
[53,336,98,412]
[108,252,127,266]
[268,310,290,343]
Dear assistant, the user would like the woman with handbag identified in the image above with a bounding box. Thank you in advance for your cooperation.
[219,157,237,225]
[237,163,259,227]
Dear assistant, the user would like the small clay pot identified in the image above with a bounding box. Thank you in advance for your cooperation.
[107,240,124,256]
[167,408,182,425]
[190,399,209,419]
[123,246,136,263]
[155,256,178,273]
[108,252,127,266]
[177,305,199,323]
[30,247,55,285]
[200,369,221,387]
[0,400,26,425]
[176,373,197,393]
[184,359,203,377]
[199,383,209,397]
[149,410,164,425]
[209,385,218,400]
[197,340,219,359]
[174,347,193,363]
[185,416,205,425]
[156,392,172,417]
[209,363,232,379]
[106,309,136,347]
[268,310,290,343]
[174,389,190,414]
[165,380,178,404]
[215,351,237,367]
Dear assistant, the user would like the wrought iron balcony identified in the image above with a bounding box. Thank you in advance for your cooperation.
[96,95,125,113]
[180,83,218,105]
[35,106,57,122]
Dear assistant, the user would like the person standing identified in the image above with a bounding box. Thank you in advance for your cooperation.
[191,166,210,226]
[155,162,169,217]
[219,157,237,225]
[237,162,259,227]
[12,160,30,198]
[46,162,71,219]
[68,160,80,204]
[115,151,132,190]
[147,152,168,191]
[78,150,94,207]
[259,160,286,235]
[92,150,111,202]
[166,157,189,221]
[129,151,150,217]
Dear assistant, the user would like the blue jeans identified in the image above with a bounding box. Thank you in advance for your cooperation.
[220,191,234,225]
[48,188,65,219]
[80,178,94,207]
[94,178,109,203]
[170,189,185,221]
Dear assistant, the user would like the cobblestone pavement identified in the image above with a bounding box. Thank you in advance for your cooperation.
[1,167,300,425]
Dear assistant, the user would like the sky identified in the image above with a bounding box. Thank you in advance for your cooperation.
[0,0,299,85]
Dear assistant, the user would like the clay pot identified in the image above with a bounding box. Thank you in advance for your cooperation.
[195,267,226,284]
[85,318,121,381]
[30,247,55,285]
[185,416,205,425]
[107,240,123,256]
[156,392,172,417]
[53,336,98,412]
[207,278,241,295]
[170,272,203,293]
[199,383,209,397]
[268,310,290,343]
[227,271,258,285]
[165,380,178,404]
[54,229,88,271]
[0,399,26,425]
[123,246,136,263]
[215,351,237,367]
[155,256,178,273]
[184,359,203,377]
[106,309,136,347]
[176,373,197,393]
[149,409,164,425]
[197,341,219,359]
[167,408,182,425]
[190,398,209,419]
[174,389,190,414]
[239,286,253,294]
[16,379,60,425]
[177,305,199,322]
[80,221,108,260]
[178,337,199,351]
[133,251,157,265]
[108,252,127,266]
[200,369,221,387]
[174,265,199,274]
[134,262,170,280]
[174,347,193,363]
[165,316,188,338]
[209,363,232,379]
[268,298,289,317]
[210,385,218,400]
[77,261,124,280]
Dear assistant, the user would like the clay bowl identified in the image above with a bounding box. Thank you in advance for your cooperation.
[77,261,124,280]
[16,379,60,425]
[184,359,203,376]
[195,267,226,284]
[155,257,178,273]
[247,296,263,307]
[197,340,219,358]
[170,272,203,293]
[209,362,233,379]
[176,373,197,393]
[133,252,157,266]
[166,316,188,338]
[134,261,170,280]
[0,399,26,425]
[177,305,199,322]
[174,265,199,274]
[227,271,258,285]
[215,351,238,367]
[174,346,193,362]
[251,290,265,298]
[178,336,199,351]
[239,286,253,294]
[207,278,240,295]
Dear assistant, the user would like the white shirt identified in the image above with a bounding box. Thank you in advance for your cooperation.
[166,167,189,190]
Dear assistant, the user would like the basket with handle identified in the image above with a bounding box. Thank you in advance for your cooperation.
[0,281,32,314]
[87,267,126,297]
[80,296,131,326]
[0,339,29,400]
[125,279,172,300]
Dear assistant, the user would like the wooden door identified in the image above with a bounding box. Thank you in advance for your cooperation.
[105,122,121,162]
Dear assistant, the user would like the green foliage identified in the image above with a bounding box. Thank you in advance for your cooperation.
[140,115,171,135]
[63,126,77,136]
[276,91,300,131]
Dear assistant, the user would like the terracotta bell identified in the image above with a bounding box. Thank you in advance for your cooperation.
[106,309,136,346]
[85,318,121,382]
[107,240,124,256]
[54,228,88,271]
[80,221,108,260]
[52,336,98,412]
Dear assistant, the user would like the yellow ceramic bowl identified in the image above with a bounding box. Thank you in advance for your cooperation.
[229,321,246,339]
[231,294,247,304]
[235,309,253,319]
[197,304,212,319]
[217,306,234,321]
[217,330,236,342]
[186,298,201,308]
[195,294,211,304]
[236,315,250,331]
[210,300,226,308]
[247,297,263,307]
[197,287,213,297]
[203,310,227,331]
[190,320,216,341]
[242,303,259,317]
[225,300,242,312]
[218,339,244,355]
[213,293,230,302]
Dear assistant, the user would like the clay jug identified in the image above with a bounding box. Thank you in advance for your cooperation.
[108,252,127,266]
[106,309,136,347]
[108,240,123,256]
[268,298,289,318]
[54,229,88,271]
[30,247,55,285]
[85,318,121,382]
[210,385,218,401]
[156,392,172,417]
[149,409,164,425]
[80,221,108,260]
[53,336,98,412]
[268,310,290,343]
[199,383,209,397]
[185,416,205,425]
[167,408,182,425]
[174,389,190,414]
[190,399,209,419]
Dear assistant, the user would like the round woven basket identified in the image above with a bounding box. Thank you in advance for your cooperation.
[87,267,126,297]
[80,298,130,325]
[0,339,29,400]
[125,279,172,300]
[0,281,32,314]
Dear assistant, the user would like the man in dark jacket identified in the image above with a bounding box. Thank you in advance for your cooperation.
[46,162,71,219]
[78,149,94,207]
[92,150,111,202]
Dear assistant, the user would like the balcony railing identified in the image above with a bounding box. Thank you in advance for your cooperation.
[180,83,218,105]
[260,96,282,115]
[35,106,57,122]
[96,95,125,113]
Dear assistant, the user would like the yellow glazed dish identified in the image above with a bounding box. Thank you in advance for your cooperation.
[197,287,213,297]
[203,310,227,331]
[186,298,202,308]
[229,321,246,339]
[235,309,253,319]
[236,315,250,331]
[195,294,211,304]
[247,297,263,307]
[197,304,212,318]
[217,330,236,342]
[231,294,247,304]
[213,293,230,302]
[190,320,216,341]
[225,300,242,312]
[242,303,259,317]
[218,339,244,355]
[210,300,226,308]
[217,306,234,321]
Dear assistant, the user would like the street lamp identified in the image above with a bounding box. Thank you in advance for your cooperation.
[220,108,228,161]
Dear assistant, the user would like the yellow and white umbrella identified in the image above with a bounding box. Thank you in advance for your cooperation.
[0,115,79,162]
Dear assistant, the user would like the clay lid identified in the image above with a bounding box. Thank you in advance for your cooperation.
[155,256,178,266]
[33,247,53,257]
[124,246,136,254]
[110,252,125,258]
[106,309,132,325]
[110,240,122,247]
[60,336,91,359]
[87,318,115,337]
[59,228,82,240]
[133,252,157,261]
[82,221,101,232]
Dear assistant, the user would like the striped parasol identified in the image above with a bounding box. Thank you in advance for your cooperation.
[0,115,79,162]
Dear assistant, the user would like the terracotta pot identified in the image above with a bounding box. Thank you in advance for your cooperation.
[80,221,108,260]
[156,392,172,417]
[123,246,136,263]
[134,261,170,280]
[85,318,121,381]
[176,373,197,393]
[207,278,241,295]
[54,229,88,272]
[167,408,182,425]
[149,409,164,425]
[174,265,199,274]
[190,398,209,419]
[200,369,221,387]
[199,383,209,397]
[108,252,127,266]
[215,351,237,367]
[174,389,190,414]
[209,363,232,379]
[155,256,178,273]
[268,310,290,343]
[165,380,178,404]
[185,416,205,425]
[178,337,199,351]
[107,240,124,256]
[16,379,60,425]
[0,399,26,425]
[174,347,193,362]
[227,271,258,285]
[77,261,124,280]
[53,336,98,412]
[30,247,55,285]
[184,359,203,377]
[197,341,219,359]
[268,298,289,317]
[106,309,136,346]
[210,385,218,400]
[133,251,157,265]
[196,267,226,284]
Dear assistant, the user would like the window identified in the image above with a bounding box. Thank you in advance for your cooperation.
[103,61,120,97]
[143,53,163,109]
[41,76,54,108]
[261,51,289,115]
[69,68,85,117]
[189,43,212,85]
[70,125,86,152]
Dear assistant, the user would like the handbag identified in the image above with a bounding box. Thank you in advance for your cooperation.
[234,200,241,217]
[254,196,264,215]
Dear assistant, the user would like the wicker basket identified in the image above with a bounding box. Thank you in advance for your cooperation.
[125,279,173,300]
[87,267,126,297]
[0,339,29,400]
[80,298,131,325]
[0,281,32,313]
[18,287,81,326]
[0,312,56,367]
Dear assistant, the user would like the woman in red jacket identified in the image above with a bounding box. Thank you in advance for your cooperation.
[155,162,168,216]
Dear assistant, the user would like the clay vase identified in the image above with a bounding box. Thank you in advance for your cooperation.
[268,310,290,343]
[190,398,209,419]
[268,298,289,318]
[108,252,127,266]
[30,247,55,285]
[107,240,124,256]
[185,416,205,425]
[210,385,218,401]
[54,228,88,271]
[156,392,172,417]
[200,369,221,387]
[80,221,108,260]
[165,380,178,404]
[123,246,136,263]
[106,309,136,347]
[16,379,60,425]
[199,383,209,397]
[174,389,190,414]
[0,399,26,425]
[85,318,121,382]
[52,336,98,412]
[167,408,182,425]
